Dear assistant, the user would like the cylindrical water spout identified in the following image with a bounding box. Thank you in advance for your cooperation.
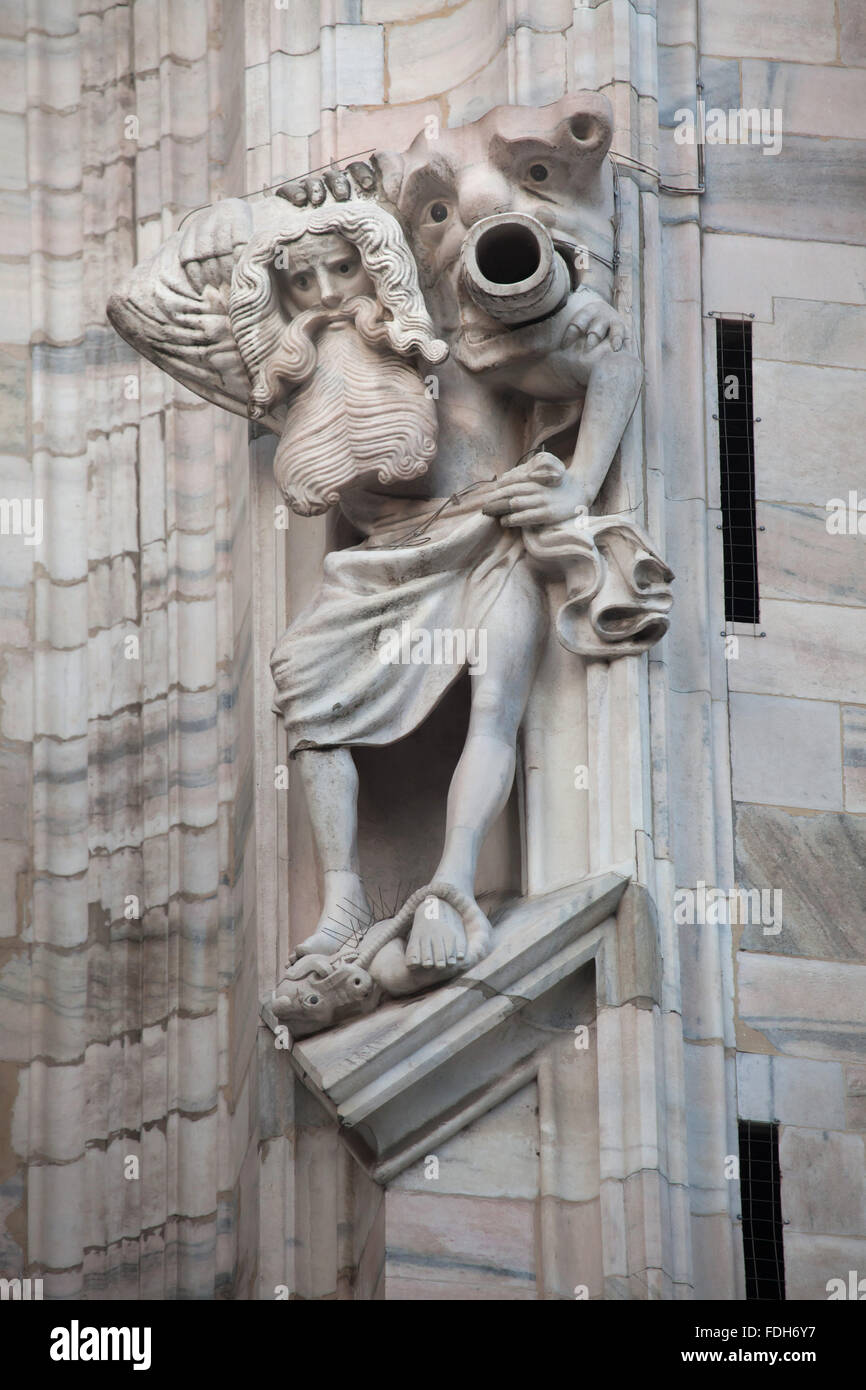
[460,212,572,325]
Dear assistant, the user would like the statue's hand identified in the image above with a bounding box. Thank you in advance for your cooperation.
[276,161,378,207]
[560,289,630,353]
[482,454,590,529]
[178,198,253,296]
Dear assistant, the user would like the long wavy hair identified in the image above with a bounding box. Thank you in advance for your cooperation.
[228,200,447,417]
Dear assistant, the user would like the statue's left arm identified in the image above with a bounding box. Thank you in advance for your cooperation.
[107,199,255,416]
[482,288,643,527]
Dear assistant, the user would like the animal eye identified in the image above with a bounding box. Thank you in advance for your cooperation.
[529,163,549,182]
[338,262,351,274]
[430,202,449,223]
[307,994,319,1005]
[294,274,310,289]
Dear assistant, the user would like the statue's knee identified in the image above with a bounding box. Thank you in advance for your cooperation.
[468,679,509,726]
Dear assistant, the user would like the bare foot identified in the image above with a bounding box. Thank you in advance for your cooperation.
[405,893,466,970]
[290,871,371,961]
[371,938,452,997]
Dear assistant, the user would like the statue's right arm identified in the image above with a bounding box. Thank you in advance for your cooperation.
[107,198,255,417]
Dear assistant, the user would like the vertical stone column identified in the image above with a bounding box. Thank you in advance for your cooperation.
[0,0,252,1299]
[656,0,742,1301]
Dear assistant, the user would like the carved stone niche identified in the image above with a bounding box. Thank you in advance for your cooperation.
[109,93,674,1293]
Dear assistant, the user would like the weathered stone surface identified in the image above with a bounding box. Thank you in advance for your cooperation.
[780,1128,866,1238]
[737,952,866,1061]
[846,1065,866,1132]
[386,0,506,104]
[324,24,385,108]
[842,706,866,813]
[757,502,866,609]
[784,1231,866,1301]
[737,1052,847,1130]
[754,361,866,507]
[840,0,866,65]
[703,138,866,245]
[392,1082,539,1200]
[728,599,866,706]
[445,47,509,128]
[730,694,843,811]
[383,1190,537,1299]
[362,0,444,20]
[703,232,866,324]
[701,0,837,63]
[735,804,866,960]
[743,61,866,142]
[755,298,866,372]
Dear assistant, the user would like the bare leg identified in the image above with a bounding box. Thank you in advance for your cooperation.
[405,563,548,971]
[292,747,370,957]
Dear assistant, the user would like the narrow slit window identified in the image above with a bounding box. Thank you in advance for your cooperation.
[739,1119,786,1300]
[716,317,759,624]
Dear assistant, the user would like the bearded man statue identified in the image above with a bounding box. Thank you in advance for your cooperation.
[108,158,672,1037]
[227,202,447,516]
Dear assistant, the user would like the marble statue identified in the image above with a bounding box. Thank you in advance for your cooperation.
[108,93,673,1040]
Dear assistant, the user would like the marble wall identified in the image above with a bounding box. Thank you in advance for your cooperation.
[1,0,862,1301]
[662,0,866,1301]
[0,0,252,1297]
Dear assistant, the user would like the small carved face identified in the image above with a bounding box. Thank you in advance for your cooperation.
[271,957,380,1038]
[276,232,375,315]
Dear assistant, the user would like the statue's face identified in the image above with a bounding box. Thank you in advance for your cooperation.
[276,231,375,315]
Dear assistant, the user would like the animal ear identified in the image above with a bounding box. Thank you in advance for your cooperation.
[556,93,614,169]
[371,150,405,208]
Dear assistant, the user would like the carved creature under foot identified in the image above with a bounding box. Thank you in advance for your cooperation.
[271,881,492,1037]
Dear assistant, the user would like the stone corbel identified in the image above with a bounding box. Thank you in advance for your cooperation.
[262,869,629,1181]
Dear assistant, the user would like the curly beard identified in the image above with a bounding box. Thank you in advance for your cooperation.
[263,301,438,517]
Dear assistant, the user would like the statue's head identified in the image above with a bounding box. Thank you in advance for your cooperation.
[271,955,381,1039]
[229,201,448,516]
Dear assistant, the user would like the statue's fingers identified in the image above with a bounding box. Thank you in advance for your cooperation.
[345,160,377,192]
[325,169,352,200]
[483,484,539,509]
[305,176,327,206]
[276,180,309,206]
[501,507,552,528]
[217,252,238,283]
[183,258,205,295]
[208,220,233,260]
[491,478,544,496]
[178,221,201,267]
[483,490,541,516]
[198,255,223,288]
[584,309,610,338]
[610,326,625,352]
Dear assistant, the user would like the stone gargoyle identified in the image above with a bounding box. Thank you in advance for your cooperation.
[107,92,673,1041]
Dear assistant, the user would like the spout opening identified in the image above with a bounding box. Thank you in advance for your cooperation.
[474,222,541,287]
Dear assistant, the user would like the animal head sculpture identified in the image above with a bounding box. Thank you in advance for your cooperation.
[271,954,382,1039]
[372,92,617,366]
[107,93,617,433]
